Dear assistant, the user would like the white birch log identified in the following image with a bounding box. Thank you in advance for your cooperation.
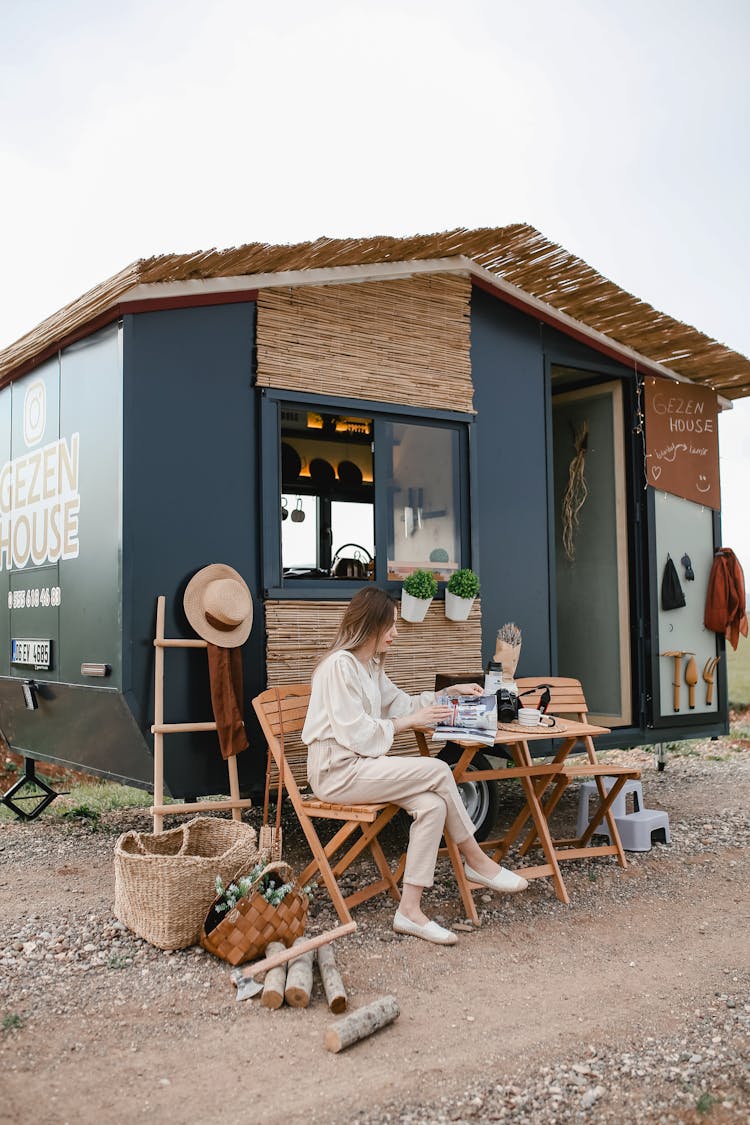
[240,922,357,979]
[261,942,287,1010]
[284,937,315,1008]
[317,941,347,1013]
[324,995,400,1053]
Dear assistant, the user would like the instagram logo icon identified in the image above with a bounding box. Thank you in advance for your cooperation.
[23,380,46,447]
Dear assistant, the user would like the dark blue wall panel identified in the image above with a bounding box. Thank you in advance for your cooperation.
[122,303,263,796]
[541,323,634,380]
[470,288,552,676]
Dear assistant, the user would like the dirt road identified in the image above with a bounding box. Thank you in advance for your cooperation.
[1,739,749,1124]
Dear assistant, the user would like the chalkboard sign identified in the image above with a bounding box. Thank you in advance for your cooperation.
[644,376,720,510]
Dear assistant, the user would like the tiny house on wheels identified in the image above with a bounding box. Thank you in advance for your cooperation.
[0,224,748,822]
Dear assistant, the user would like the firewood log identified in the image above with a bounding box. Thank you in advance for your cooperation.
[284,937,315,1008]
[261,942,287,1010]
[324,995,400,1053]
[240,922,356,979]
[316,941,347,1013]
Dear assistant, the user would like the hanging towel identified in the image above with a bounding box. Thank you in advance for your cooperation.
[206,643,250,758]
[661,554,686,611]
[704,548,748,651]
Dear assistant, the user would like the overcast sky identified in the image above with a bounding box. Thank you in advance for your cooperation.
[2,0,748,563]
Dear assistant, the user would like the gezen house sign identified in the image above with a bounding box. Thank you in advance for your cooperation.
[644,376,720,510]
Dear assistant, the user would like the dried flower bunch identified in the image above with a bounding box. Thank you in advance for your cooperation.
[496,622,522,647]
[562,420,589,562]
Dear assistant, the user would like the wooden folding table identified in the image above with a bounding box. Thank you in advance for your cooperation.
[413,717,611,925]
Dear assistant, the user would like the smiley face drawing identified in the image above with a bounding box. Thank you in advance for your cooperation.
[696,474,711,493]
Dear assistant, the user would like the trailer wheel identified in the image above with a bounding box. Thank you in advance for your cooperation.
[436,745,500,843]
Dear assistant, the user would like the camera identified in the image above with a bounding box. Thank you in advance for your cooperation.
[496,688,519,724]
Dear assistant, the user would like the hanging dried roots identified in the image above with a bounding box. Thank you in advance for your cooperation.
[562,421,589,562]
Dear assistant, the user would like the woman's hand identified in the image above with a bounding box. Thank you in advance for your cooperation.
[443,682,484,698]
[395,702,456,732]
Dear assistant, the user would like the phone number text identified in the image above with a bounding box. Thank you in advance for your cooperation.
[8,587,62,609]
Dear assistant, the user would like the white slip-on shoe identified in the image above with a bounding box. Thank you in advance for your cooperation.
[463,862,528,893]
[393,911,458,945]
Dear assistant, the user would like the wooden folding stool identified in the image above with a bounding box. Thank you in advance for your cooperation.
[511,677,641,868]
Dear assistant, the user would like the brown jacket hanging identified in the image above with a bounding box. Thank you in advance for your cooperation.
[206,644,250,758]
[704,548,748,651]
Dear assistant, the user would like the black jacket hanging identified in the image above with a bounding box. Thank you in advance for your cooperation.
[661,554,686,610]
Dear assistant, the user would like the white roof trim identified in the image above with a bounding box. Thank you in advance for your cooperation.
[119,257,469,302]
[117,254,730,405]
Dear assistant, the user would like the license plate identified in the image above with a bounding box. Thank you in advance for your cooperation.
[11,638,52,670]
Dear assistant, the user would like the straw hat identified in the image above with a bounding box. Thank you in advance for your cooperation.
[183,564,254,648]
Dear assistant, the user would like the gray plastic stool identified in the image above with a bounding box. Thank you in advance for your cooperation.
[613,808,671,851]
[576,776,670,851]
[575,776,644,838]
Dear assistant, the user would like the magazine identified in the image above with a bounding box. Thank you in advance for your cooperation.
[431,692,498,747]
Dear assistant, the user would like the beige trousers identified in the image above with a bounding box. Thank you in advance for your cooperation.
[307,739,476,888]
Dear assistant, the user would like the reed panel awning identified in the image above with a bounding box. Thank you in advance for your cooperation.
[2,224,749,399]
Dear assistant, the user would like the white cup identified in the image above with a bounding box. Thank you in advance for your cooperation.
[518,707,555,727]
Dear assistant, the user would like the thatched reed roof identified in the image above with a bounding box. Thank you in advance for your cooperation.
[2,223,749,398]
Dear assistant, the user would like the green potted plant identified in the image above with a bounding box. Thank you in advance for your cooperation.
[445,568,480,621]
[401,569,438,623]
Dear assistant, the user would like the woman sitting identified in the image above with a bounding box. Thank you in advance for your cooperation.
[302,587,527,945]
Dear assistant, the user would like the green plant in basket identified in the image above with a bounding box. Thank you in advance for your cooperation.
[446,568,479,600]
[402,569,438,600]
[214,865,314,914]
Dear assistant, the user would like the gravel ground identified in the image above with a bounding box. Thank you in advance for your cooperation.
[1,732,749,1124]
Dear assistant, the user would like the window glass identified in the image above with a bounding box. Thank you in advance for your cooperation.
[331,502,375,567]
[280,407,374,580]
[281,494,318,571]
[275,402,465,586]
[384,422,461,581]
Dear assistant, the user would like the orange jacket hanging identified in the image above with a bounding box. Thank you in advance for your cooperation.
[704,548,748,651]
[206,644,249,758]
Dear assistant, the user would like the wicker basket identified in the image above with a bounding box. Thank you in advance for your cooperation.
[114,816,259,950]
[200,860,308,966]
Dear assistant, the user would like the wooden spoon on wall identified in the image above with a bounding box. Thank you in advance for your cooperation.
[685,655,699,709]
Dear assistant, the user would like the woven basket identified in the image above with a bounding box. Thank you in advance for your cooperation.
[114,816,259,950]
[200,860,308,966]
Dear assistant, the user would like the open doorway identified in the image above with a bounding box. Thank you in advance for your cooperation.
[551,375,632,726]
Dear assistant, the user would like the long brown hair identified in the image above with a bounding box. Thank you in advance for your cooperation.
[316,587,398,668]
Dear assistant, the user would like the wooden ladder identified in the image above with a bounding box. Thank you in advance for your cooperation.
[151,594,252,832]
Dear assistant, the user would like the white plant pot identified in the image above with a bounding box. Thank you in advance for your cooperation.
[444,590,475,622]
[401,590,432,623]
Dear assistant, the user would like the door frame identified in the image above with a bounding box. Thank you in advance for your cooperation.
[551,380,632,727]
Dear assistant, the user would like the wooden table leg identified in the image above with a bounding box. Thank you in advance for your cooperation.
[579,775,629,850]
[443,829,480,927]
[517,772,569,905]
[518,775,569,857]
[511,737,578,858]
[591,774,628,866]
[502,741,570,905]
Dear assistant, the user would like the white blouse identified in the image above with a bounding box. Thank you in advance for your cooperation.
[301,649,435,758]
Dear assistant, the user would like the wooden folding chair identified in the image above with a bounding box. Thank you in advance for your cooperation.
[512,676,641,867]
[252,685,405,926]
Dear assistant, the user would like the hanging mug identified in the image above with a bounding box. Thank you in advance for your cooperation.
[291,498,305,523]
[281,497,289,521]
